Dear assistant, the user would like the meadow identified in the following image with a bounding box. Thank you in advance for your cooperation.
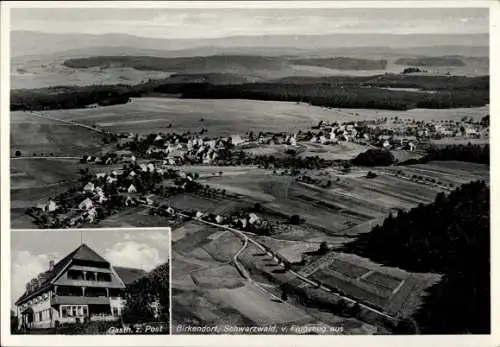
[12,98,489,138]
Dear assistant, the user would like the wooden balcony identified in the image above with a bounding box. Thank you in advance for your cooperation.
[51,295,110,305]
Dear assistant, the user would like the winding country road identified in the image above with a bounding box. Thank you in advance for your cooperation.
[175,211,396,321]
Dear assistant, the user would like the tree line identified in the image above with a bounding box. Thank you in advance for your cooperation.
[342,180,490,334]
[401,143,489,165]
[11,74,489,111]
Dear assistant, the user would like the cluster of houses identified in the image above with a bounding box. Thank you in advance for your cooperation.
[28,161,197,228]
[118,132,252,165]
[178,209,277,235]
[312,117,489,152]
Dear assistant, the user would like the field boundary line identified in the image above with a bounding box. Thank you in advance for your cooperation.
[391,279,406,295]
[358,270,375,280]
[27,111,106,134]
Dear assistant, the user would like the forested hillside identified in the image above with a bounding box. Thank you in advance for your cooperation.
[343,181,490,334]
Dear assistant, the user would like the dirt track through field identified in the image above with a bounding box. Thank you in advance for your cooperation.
[175,210,396,321]
[11,156,81,160]
[27,112,106,134]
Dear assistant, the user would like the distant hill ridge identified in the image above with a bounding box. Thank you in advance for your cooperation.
[11,30,489,58]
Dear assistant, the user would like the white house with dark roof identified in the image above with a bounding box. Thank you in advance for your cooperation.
[78,198,94,211]
[15,244,147,330]
[127,184,137,193]
[83,182,95,192]
[47,200,58,212]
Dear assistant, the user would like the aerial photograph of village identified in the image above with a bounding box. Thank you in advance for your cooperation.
[9,5,490,336]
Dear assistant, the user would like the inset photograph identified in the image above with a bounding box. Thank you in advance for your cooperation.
[11,228,170,335]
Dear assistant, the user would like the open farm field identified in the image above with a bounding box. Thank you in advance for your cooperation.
[167,193,244,215]
[388,160,489,185]
[254,236,321,263]
[299,142,369,161]
[199,168,443,235]
[171,216,378,333]
[91,206,171,228]
[171,226,325,332]
[430,138,489,146]
[11,158,84,189]
[10,158,87,228]
[347,174,442,205]
[10,112,105,156]
[20,98,489,137]
[307,252,440,317]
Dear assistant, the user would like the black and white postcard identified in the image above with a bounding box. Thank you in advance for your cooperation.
[1,1,497,346]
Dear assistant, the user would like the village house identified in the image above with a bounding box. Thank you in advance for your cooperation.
[83,182,95,193]
[230,134,246,146]
[47,199,58,212]
[78,198,94,211]
[15,244,147,330]
[248,213,260,225]
[127,184,137,193]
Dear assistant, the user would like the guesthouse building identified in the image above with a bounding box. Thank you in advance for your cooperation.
[15,244,147,330]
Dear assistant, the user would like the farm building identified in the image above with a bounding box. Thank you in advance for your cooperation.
[230,135,246,146]
[83,182,95,192]
[78,198,94,211]
[248,213,260,225]
[15,244,148,330]
[127,184,137,193]
[47,200,58,212]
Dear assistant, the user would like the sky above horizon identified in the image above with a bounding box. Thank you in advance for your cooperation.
[10,228,170,307]
[11,7,489,39]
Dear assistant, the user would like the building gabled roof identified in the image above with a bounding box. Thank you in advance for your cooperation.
[15,244,148,306]
[15,244,108,305]
[71,244,109,264]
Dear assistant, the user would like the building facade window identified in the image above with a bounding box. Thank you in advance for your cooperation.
[60,305,88,318]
